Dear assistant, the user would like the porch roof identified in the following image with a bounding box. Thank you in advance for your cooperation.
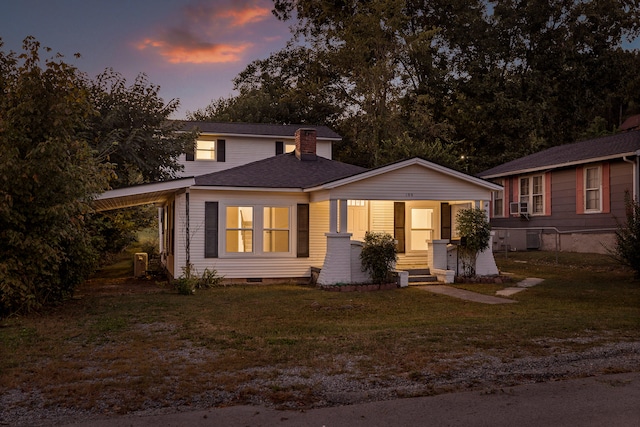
[92,178,194,212]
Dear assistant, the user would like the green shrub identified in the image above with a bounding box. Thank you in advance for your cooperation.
[173,264,224,295]
[456,207,491,277]
[360,232,398,284]
[612,193,640,279]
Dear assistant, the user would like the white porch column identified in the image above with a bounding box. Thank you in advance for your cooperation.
[329,199,338,233]
[338,199,348,233]
[318,233,353,285]
[476,231,499,275]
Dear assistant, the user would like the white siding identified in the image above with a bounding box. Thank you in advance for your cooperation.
[173,192,188,277]
[176,136,333,178]
[370,201,394,234]
[180,190,328,280]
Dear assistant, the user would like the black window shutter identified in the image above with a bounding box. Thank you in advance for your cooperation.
[276,141,284,155]
[205,202,219,258]
[217,139,225,162]
[297,204,310,258]
[186,143,195,161]
[394,202,405,253]
[441,202,451,240]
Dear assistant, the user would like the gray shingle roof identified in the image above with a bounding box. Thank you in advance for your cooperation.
[478,130,640,178]
[176,121,342,140]
[194,153,367,188]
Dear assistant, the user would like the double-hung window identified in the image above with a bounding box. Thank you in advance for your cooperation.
[225,206,291,254]
[263,207,290,252]
[226,206,253,253]
[520,175,544,215]
[492,180,504,217]
[196,140,216,160]
[585,166,601,212]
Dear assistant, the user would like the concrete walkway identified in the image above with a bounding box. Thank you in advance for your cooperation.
[496,277,544,297]
[419,277,545,304]
[419,285,518,304]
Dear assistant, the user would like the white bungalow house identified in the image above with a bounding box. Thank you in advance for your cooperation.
[94,123,501,284]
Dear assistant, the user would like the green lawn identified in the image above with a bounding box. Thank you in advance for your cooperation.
[1,251,638,413]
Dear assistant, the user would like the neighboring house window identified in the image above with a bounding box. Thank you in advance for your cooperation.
[492,180,504,217]
[263,207,290,252]
[585,166,601,212]
[226,206,253,253]
[196,140,216,160]
[286,143,296,153]
[519,175,544,215]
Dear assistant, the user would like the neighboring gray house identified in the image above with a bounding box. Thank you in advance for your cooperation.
[478,129,640,254]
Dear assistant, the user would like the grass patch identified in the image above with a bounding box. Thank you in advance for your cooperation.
[1,251,638,414]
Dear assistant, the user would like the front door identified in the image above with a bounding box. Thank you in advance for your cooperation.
[348,200,368,241]
[408,207,433,252]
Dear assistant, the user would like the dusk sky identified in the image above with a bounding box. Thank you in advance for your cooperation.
[1,0,292,119]
[2,1,639,120]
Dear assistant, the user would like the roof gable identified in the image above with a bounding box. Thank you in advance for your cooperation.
[479,130,640,178]
[309,157,502,192]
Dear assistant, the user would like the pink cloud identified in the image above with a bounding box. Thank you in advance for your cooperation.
[218,5,271,27]
[136,0,277,64]
[137,38,252,64]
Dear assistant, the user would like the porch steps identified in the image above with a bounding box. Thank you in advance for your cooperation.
[404,268,438,285]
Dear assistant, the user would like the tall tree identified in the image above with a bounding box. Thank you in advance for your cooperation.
[88,69,196,188]
[0,37,110,316]
[270,0,640,171]
[189,44,343,126]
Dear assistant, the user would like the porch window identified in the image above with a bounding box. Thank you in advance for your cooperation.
[226,206,253,252]
[263,207,290,252]
[520,175,544,215]
[196,140,216,160]
[585,166,601,212]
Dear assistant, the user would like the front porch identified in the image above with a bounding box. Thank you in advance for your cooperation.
[315,197,497,286]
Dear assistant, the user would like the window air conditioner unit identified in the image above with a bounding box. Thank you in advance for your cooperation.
[510,202,529,217]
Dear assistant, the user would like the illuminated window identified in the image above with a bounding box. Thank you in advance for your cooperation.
[263,207,290,252]
[285,143,296,153]
[226,207,253,252]
[196,140,216,160]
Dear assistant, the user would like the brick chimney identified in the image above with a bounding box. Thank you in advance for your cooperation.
[295,128,317,161]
